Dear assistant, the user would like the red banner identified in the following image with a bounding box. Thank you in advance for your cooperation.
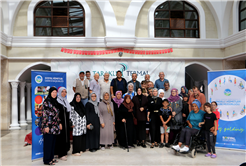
[61,48,173,55]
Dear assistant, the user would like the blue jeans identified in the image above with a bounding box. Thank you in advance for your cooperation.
[81,98,88,106]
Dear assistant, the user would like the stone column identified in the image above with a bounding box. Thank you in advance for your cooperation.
[9,81,21,130]
[26,83,32,123]
[19,82,28,126]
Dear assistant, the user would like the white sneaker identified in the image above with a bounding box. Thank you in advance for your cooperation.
[180,146,189,152]
[172,145,180,151]
[101,147,105,151]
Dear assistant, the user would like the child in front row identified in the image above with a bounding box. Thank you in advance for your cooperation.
[159,99,172,148]
[199,102,217,158]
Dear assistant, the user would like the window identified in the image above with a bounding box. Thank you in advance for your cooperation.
[239,1,246,31]
[34,0,85,36]
[154,1,199,38]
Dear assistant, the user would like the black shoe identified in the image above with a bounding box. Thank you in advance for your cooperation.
[141,143,147,148]
[159,143,164,148]
[155,143,159,147]
[89,149,96,152]
[150,144,154,148]
[113,143,118,147]
[165,143,170,148]
[137,142,141,146]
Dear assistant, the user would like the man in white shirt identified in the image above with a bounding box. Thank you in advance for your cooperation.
[73,71,90,106]
[99,72,111,101]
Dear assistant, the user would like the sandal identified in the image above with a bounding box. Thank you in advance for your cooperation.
[150,144,154,148]
[45,161,55,165]
[52,159,58,163]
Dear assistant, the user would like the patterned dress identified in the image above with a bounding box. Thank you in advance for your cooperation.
[41,100,61,135]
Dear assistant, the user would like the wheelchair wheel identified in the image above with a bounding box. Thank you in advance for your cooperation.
[191,149,197,158]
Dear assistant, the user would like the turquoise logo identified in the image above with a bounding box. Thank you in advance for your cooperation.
[224,89,231,96]
[119,63,128,72]
[35,75,43,84]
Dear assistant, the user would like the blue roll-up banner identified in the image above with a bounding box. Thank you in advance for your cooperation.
[208,69,246,150]
[31,71,66,160]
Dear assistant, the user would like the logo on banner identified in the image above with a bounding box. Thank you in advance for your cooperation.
[35,75,43,84]
[120,63,128,72]
[222,136,236,142]
[224,89,231,96]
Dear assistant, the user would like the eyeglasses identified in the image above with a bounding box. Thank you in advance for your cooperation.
[91,95,96,97]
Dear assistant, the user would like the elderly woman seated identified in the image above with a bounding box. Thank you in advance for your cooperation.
[172,99,205,152]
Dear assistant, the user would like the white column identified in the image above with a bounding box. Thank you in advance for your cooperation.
[19,82,28,126]
[9,81,21,130]
[26,83,32,123]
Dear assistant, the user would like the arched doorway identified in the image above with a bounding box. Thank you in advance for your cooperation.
[185,62,211,101]
[15,62,51,127]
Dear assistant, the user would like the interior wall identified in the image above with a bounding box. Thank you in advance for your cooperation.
[86,1,105,37]
[224,41,246,57]
[199,1,218,39]
[1,44,7,56]
[109,0,131,26]
[1,59,11,130]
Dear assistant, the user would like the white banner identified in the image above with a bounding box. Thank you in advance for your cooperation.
[51,60,185,101]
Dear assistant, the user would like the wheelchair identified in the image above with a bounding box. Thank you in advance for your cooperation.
[172,126,207,158]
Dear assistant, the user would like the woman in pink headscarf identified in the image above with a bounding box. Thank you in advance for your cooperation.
[112,91,124,147]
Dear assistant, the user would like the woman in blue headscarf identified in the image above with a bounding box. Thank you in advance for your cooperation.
[172,99,205,153]
[179,86,188,98]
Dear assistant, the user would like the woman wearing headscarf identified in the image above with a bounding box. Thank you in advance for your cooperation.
[172,99,205,152]
[132,88,148,148]
[122,83,136,99]
[168,88,183,144]
[85,92,100,152]
[112,91,124,147]
[147,88,162,148]
[158,89,165,100]
[55,87,71,161]
[41,87,61,165]
[98,92,115,150]
[70,93,87,156]
[119,95,135,148]
[179,86,188,98]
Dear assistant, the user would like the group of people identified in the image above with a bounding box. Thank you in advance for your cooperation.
[40,70,220,165]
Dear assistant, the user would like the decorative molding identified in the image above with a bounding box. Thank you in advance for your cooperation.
[9,81,19,89]
[232,0,241,34]
[1,29,246,49]
[1,31,12,47]
[15,62,51,81]
[149,0,206,39]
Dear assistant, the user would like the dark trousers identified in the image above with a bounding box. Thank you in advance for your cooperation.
[73,134,86,154]
[43,134,56,164]
[137,121,146,142]
[169,129,181,144]
[205,131,216,154]
[150,113,160,143]
[179,128,199,146]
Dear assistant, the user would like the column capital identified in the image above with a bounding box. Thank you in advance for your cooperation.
[19,82,26,88]
[9,81,19,89]
[26,83,31,88]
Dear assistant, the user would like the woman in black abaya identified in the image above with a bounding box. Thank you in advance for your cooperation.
[85,92,100,152]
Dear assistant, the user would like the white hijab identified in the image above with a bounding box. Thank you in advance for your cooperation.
[158,89,165,100]
[57,87,71,112]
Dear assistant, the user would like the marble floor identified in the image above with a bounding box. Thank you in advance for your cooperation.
[1,127,245,166]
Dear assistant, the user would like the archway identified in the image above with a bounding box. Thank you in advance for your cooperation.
[185,62,211,101]
[15,62,51,126]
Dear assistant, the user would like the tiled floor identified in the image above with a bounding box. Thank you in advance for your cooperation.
[1,127,245,166]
